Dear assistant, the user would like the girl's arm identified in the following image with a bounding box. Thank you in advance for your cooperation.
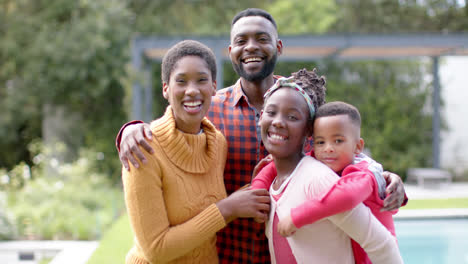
[290,164,375,229]
[251,160,277,190]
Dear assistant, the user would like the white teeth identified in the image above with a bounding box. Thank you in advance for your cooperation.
[244,57,262,63]
[184,101,201,107]
[270,134,286,141]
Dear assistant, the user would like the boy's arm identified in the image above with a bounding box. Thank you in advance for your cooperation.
[290,165,374,229]
[309,151,407,209]
[353,153,386,198]
[116,121,154,171]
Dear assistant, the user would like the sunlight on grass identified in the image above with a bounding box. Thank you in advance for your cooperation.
[86,213,133,264]
[401,198,468,210]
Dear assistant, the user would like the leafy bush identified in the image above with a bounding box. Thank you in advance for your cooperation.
[271,60,433,179]
[5,150,124,240]
[0,192,16,240]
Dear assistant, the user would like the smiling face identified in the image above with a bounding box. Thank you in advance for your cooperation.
[229,16,282,82]
[163,55,216,134]
[260,88,311,161]
[313,115,364,173]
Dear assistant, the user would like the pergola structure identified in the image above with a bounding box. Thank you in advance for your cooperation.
[131,33,468,168]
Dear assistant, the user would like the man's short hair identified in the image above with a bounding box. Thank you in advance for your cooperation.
[231,8,277,29]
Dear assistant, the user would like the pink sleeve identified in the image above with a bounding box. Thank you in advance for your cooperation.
[291,164,375,228]
[251,161,277,190]
[115,120,144,152]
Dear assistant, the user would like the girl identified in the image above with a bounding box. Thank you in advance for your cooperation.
[253,69,403,263]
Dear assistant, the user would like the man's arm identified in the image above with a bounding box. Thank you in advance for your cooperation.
[382,171,408,211]
[116,121,154,170]
[353,153,407,211]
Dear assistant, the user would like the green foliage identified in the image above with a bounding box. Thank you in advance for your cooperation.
[5,149,124,240]
[0,0,131,179]
[273,59,433,177]
[86,213,133,264]
[268,0,337,34]
[128,0,269,36]
[326,60,433,177]
[1,0,466,184]
[332,0,468,33]
[0,193,16,240]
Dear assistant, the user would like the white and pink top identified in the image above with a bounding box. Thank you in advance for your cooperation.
[255,156,402,264]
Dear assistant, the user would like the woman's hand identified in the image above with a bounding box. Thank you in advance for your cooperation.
[217,188,271,224]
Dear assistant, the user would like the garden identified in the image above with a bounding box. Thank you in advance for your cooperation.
[1,0,467,263]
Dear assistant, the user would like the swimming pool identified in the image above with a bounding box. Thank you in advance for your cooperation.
[395,218,468,264]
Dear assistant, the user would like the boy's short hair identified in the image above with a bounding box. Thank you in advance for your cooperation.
[315,101,361,128]
[231,8,277,29]
[161,40,217,84]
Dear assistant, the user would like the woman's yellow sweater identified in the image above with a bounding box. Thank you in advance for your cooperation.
[123,106,228,264]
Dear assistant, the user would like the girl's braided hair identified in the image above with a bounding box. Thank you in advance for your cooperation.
[291,68,327,112]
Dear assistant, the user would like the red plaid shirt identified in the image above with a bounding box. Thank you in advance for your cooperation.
[208,78,272,264]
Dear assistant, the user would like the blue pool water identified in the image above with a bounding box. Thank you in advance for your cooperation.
[395,218,468,264]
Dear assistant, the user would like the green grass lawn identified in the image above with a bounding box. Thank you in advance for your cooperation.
[87,197,468,263]
[86,213,133,264]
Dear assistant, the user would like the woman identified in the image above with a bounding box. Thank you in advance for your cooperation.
[122,40,270,264]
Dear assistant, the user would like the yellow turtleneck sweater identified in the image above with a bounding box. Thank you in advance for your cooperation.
[123,106,228,264]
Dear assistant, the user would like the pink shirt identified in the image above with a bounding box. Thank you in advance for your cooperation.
[271,189,296,264]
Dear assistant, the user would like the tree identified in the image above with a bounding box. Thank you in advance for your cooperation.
[1,0,466,182]
[332,0,468,33]
[268,0,337,34]
[0,0,132,181]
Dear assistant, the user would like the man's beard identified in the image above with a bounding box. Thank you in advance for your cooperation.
[231,53,277,82]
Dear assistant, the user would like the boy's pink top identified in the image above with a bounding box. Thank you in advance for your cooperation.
[251,155,398,264]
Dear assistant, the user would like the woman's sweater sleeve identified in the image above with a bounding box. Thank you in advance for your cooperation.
[122,153,226,263]
[251,161,277,190]
[290,165,375,228]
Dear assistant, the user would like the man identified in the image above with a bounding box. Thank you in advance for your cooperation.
[117,8,406,264]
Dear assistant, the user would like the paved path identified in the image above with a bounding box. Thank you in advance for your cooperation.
[404,182,468,199]
[0,240,98,264]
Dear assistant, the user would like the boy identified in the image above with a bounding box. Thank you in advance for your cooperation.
[277,101,398,264]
